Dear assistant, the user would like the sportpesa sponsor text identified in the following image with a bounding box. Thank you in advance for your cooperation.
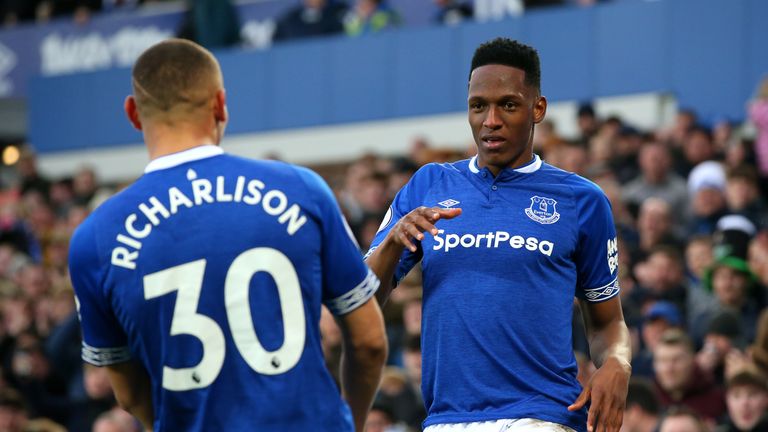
[433,230,554,256]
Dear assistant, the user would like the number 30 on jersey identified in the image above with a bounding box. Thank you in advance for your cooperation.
[144,247,306,391]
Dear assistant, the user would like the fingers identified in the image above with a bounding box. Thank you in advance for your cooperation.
[435,207,462,221]
[588,391,625,432]
[392,207,462,251]
[568,386,590,411]
[396,230,418,253]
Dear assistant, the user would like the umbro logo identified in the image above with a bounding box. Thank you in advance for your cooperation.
[438,199,460,208]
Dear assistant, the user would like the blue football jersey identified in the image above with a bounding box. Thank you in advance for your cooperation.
[368,155,620,432]
[69,145,379,432]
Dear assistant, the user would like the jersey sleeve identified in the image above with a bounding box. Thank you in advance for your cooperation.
[364,165,433,287]
[572,180,621,303]
[296,167,380,316]
[69,219,131,366]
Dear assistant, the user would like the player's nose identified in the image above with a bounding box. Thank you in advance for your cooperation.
[483,106,502,129]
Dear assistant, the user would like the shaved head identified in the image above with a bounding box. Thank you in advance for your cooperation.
[131,38,223,122]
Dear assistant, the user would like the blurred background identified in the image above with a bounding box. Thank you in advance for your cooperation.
[0,0,767,431]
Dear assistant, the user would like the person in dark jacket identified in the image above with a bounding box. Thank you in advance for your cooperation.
[653,329,726,422]
[273,0,348,42]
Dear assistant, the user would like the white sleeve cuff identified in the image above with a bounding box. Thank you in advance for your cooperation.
[82,342,131,366]
[326,268,380,315]
[582,277,620,303]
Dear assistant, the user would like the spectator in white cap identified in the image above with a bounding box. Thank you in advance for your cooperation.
[688,161,728,235]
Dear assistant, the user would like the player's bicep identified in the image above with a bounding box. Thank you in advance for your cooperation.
[574,187,621,303]
[578,296,625,333]
[69,223,130,366]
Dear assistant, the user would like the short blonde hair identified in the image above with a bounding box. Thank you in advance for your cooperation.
[131,38,223,122]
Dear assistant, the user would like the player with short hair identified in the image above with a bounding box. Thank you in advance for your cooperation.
[365,38,631,432]
[69,39,387,432]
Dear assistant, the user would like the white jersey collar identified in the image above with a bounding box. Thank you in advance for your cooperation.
[469,154,542,174]
[144,145,224,174]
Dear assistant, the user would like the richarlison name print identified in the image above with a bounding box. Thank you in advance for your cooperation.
[111,168,308,269]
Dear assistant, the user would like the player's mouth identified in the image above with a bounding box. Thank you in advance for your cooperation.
[481,135,507,150]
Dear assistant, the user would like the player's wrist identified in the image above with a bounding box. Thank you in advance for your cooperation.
[603,355,632,374]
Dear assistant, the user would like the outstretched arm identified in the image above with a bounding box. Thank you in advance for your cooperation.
[105,360,154,431]
[569,296,631,432]
[365,206,461,305]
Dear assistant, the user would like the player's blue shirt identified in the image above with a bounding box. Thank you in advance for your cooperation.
[69,145,379,432]
[367,154,620,432]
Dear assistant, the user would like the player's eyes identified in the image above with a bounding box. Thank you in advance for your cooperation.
[504,102,518,110]
[469,102,484,111]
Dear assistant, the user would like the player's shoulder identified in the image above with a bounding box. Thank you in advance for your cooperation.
[540,162,607,199]
[222,154,323,185]
[409,159,466,183]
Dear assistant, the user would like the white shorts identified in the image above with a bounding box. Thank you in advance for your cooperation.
[424,418,577,432]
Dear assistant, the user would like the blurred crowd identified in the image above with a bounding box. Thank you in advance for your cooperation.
[0,0,612,46]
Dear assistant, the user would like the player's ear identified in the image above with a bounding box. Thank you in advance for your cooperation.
[533,95,547,124]
[214,89,227,124]
[124,96,143,131]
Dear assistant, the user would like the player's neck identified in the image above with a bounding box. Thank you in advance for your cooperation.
[143,122,219,161]
[478,150,534,177]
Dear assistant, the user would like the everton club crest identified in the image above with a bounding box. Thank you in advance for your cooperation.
[525,196,560,225]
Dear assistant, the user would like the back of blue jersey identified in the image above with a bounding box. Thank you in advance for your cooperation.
[69,147,378,431]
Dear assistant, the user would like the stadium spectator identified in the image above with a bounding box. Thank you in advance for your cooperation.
[688,161,729,235]
[16,148,50,198]
[552,142,589,176]
[652,329,726,421]
[622,378,661,432]
[365,403,397,432]
[375,364,425,430]
[696,310,747,384]
[693,255,763,344]
[657,406,709,432]
[344,0,401,36]
[713,118,736,154]
[31,0,101,23]
[1,0,38,26]
[717,368,768,432]
[177,0,241,49]
[272,0,349,43]
[632,247,688,319]
[622,142,688,217]
[92,407,141,432]
[676,126,717,178]
[725,166,767,229]
[633,198,682,263]
[576,102,599,145]
[607,126,642,184]
[632,301,683,378]
[433,0,472,26]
